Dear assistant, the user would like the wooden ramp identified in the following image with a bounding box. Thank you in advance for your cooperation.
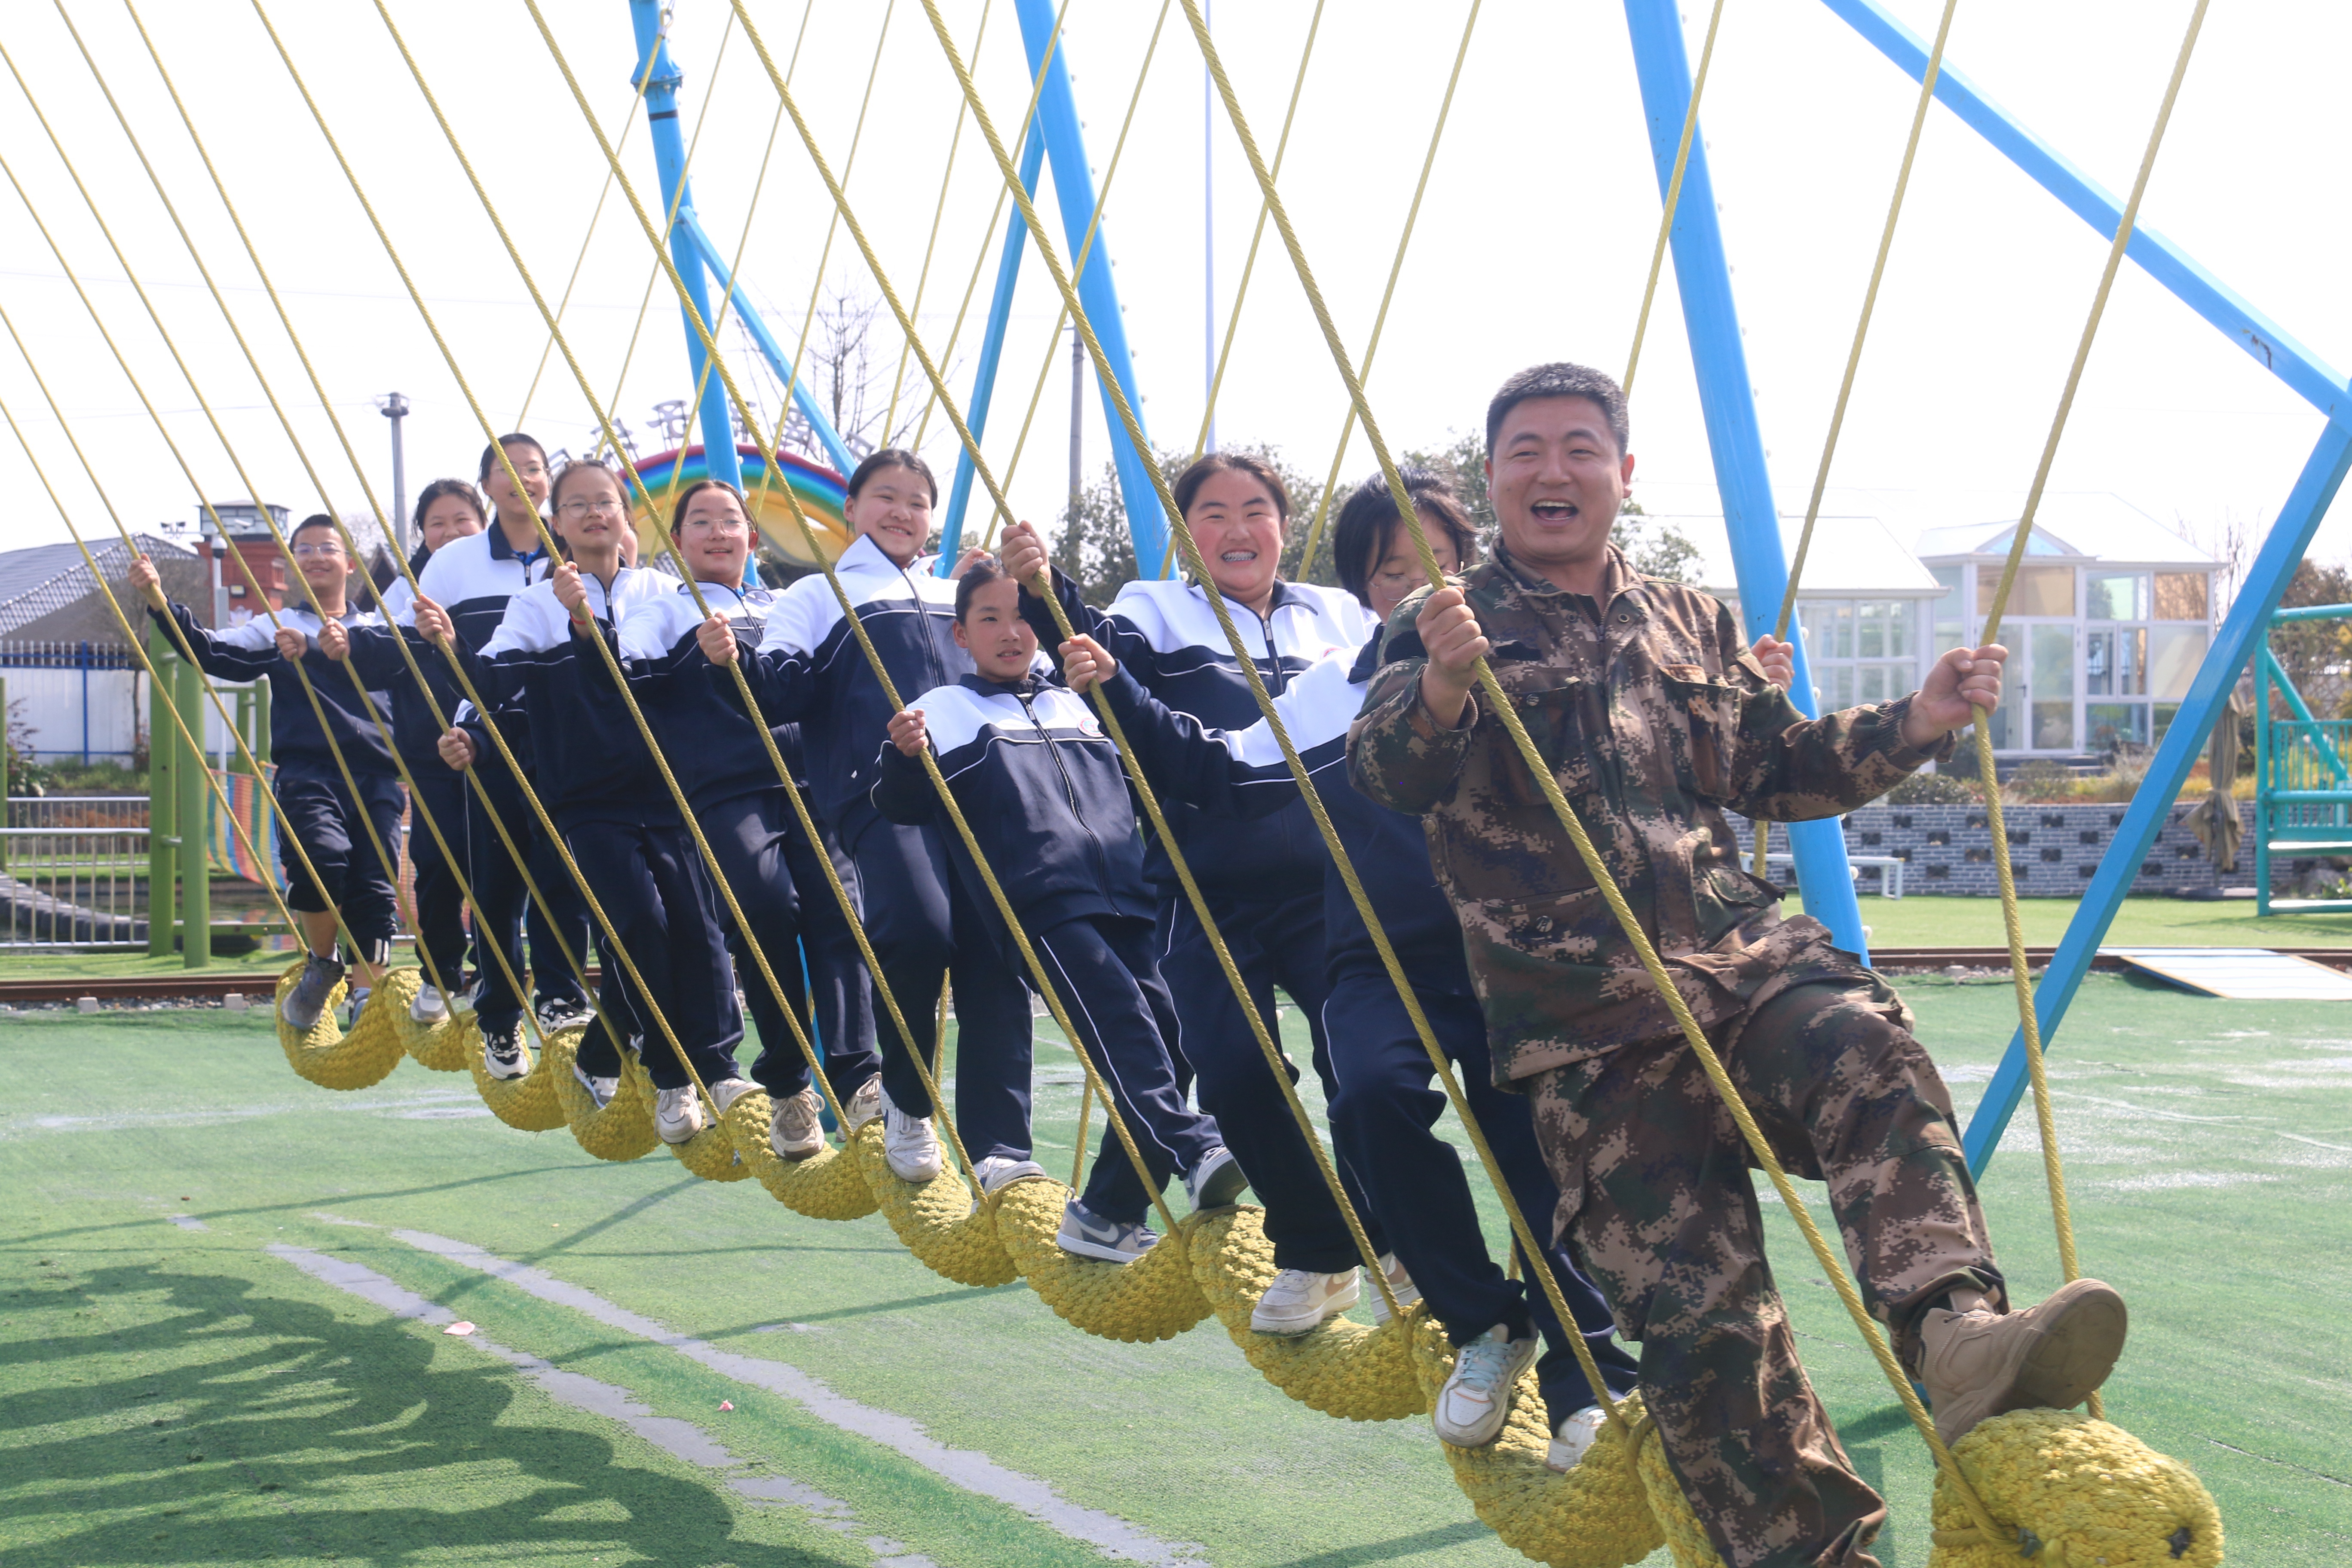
[2099,946,2352,999]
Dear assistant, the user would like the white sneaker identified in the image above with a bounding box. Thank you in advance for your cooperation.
[972,1155,1046,1195]
[1250,1267,1361,1336]
[571,1061,617,1110]
[881,1090,941,1183]
[1183,1145,1248,1210]
[1547,1404,1608,1472]
[482,1022,529,1081]
[769,1088,824,1160]
[410,983,449,1025]
[655,1086,705,1145]
[1433,1324,1539,1447]
[842,1075,884,1134]
[708,1076,757,1116]
[1370,1252,1424,1326]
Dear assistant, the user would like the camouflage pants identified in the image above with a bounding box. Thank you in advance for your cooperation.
[1529,976,2004,1568]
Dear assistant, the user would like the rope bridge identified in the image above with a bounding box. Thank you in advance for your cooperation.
[1,2,2230,1563]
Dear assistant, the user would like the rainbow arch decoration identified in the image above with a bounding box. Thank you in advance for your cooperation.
[628,443,852,570]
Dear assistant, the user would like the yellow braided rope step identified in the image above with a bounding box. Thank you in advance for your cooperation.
[272,960,412,1092]
[397,994,478,1073]
[991,1177,1211,1344]
[668,1103,754,1182]
[466,1021,570,1132]
[1188,1208,1424,1421]
[1403,1328,1661,1568]
[845,1120,1020,1287]
[719,1090,880,1221]
[549,1035,660,1163]
[1926,1410,2220,1568]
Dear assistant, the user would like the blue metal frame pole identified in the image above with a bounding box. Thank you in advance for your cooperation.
[628,0,740,493]
[1822,0,2351,426]
[1010,0,1168,579]
[938,118,1049,571]
[1620,0,1870,959]
[2256,651,2272,916]
[1962,422,2352,1173]
[677,213,858,479]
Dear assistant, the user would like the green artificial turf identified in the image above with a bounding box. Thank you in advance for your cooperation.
[1790,892,2352,949]
[3,977,2346,1565]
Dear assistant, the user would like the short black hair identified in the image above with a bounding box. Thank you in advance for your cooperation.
[954,553,1010,620]
[1332,471,1478,607]
[412,477,484,533]
[1485,362,1629,458]
[289,513,342,550]
[847,448,940,507]
[1172,450,1290,521]
[478,433,547,486]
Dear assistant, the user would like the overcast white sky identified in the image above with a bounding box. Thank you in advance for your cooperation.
[2,0,2346,582]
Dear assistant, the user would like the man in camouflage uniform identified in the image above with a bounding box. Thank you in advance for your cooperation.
[1348,362,2129,1568]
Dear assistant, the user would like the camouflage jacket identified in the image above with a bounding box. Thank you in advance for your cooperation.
[1347,542,1951,1085]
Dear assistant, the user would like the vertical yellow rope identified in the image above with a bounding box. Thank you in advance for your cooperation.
[1621,0,1730,398]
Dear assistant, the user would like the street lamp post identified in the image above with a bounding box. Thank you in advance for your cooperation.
[377,392,410,551]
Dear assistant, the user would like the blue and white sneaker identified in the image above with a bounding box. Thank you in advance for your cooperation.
[1183,1145,1249,1210]
[1433,1324,1539,1447]
[1056,1197,1158,1263]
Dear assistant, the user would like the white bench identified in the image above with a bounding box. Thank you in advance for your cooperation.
[1761,850,1905,899]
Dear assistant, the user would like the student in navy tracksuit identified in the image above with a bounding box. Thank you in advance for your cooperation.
[619,477,883,1161]
[358,478,486,1025]
[130,516,402,1032]
[874,558,1241,1252]
[394,435,595,1068]
[702,450,1033,1186]
[429,461,750,1139]
[998,453,1384,1335]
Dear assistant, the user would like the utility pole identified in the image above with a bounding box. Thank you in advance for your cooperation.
[1068,326,1084,524]
[377,392,410,550]
[1202,0,1215,453]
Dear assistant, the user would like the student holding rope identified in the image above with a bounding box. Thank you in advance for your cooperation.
[1001,455,1383,1335]
[876,557,1243,1257]
[130,518,401,1030]
[398,435,596,1074]
[619,477,884,1160]
[1052,472,1643,1467]
[426,460,752,1142]
[1350,362,2127,1568]
[703,450,1035,1188]
[360,478,486,1026]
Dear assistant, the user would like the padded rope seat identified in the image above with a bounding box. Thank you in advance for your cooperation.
[466,1020,569,1131]
[1928,1410,2220,1568]
[273,959,410,1091]
[398,997,477,1073]
[720,1090,879,1219]
[1404,1329,1661,1568]
[548,1034,659,1162]
[1188,1207,1424,1421]
[667,1108,753,1182]
[846,1121,1019,1287]
[991,1177,1212,1344]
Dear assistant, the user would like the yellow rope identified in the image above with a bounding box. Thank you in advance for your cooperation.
[1751,0,1959,880]
[1173,0,2012,1531]
[1968,0,2211,1426]
[1622,0,1729,398]
[1292,0,1482,580]
[885,0,995,440]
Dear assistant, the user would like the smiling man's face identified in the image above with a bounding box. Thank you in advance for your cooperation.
[1484,395,1634,590]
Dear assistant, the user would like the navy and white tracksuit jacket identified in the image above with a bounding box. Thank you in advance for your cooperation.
[619,579,798,813]
[401,524,560,771]
[150,600,397,779]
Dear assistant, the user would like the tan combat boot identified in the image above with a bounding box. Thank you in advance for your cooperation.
[1917,1278,2128,1445]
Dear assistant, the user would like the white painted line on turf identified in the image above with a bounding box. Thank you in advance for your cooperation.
[165,1215,209,1231]
[266,1245,939,1568]
[385,1227,1207,1566]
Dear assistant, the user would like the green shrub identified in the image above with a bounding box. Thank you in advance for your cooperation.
[1885,769,1980,805]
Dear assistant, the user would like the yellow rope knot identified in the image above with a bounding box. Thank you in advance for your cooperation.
[720,1089,879,1220]
[991,1177,1211,1344]
[1403,1326,1662,1568]
[273,959,410,1091]
[466,1020,569,1131]
[1927,1410,2221,1568]
[847,1121,1019,1287]
[1187,1208,1424,1421]
[548,1035,659,1163]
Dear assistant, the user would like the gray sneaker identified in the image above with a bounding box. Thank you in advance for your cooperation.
[972,1155,1047,1195]
[571,1060,617,1109]
[1184,1145,1249,1210]
[1056,1197,1158,1264]
[280,954,345,1031]
[483,1021,529,1081]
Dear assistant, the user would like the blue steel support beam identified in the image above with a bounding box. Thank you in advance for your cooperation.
[938,116,1049,572]
[1962,423,2352,1173]
[1821,0,2351,425]
[1620,0,1871,959]
[628,2,739,494]
[677,212,858,480]
[1010,0,1169,579]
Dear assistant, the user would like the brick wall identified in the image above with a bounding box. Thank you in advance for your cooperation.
[1723,801,2282,896]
